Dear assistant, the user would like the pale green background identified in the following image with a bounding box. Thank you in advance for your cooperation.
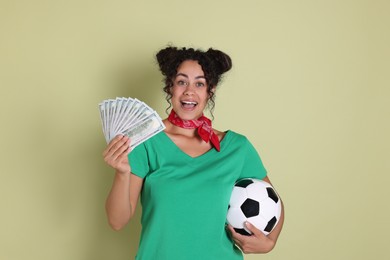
[1,0,389,259]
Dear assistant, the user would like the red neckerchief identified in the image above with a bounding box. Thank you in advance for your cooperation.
[168,110,220,152]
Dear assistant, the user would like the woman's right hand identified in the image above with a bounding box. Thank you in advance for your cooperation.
[103,135,131,174]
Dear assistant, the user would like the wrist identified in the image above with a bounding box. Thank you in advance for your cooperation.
[115,170,131,177]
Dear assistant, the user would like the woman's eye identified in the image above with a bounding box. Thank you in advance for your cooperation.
[177,80,187,86]
[196,82,205,87]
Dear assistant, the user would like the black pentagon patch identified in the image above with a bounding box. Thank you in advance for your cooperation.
[266,187,279,203]
[264,216,277,232]
[234,228,251,236]
[235,179,254,188]
[241,198,259,218]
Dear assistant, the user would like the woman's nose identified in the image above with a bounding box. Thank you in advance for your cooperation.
[183,84,195,95]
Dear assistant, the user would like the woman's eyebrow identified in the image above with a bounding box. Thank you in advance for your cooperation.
[175,73,188,78]
[175,73,206,80]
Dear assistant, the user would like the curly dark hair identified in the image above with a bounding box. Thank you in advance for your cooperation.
[155,46,232,116]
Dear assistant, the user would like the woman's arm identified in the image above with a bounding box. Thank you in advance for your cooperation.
[227,176,285,254]
[103,135,143,231]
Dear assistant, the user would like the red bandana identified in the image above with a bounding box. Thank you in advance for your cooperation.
[168,110,220,152]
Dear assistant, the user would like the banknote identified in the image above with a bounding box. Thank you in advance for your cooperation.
[99,97,165,147]
[124,111,166,149]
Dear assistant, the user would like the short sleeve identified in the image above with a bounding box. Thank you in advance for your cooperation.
[239,139,267,180]
[128,143,149,178]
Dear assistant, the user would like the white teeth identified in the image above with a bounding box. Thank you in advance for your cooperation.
[182,101,197,105]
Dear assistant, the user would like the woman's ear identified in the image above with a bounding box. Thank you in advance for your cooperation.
[210,87,216,95]
[168,83,174,94]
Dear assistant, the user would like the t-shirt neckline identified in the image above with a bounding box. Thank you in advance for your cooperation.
[160,130,231,160]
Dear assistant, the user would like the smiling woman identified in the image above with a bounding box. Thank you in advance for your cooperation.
[170,60,210,120]
[157,47,232,117]
[102,46,284,259]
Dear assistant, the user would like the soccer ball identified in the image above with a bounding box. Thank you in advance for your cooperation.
[227,178,281,236]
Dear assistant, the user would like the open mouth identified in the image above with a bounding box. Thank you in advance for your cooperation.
[181,101,198,109]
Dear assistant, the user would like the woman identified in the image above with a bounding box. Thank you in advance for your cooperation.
[103,46,284,259]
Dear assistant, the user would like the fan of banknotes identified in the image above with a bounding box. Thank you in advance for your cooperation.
[98,97,165,149]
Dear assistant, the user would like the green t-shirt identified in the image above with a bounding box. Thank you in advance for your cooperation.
[129,130,267,260]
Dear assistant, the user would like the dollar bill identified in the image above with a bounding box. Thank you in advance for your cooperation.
[123,111,165,149]
[98,97,165,147]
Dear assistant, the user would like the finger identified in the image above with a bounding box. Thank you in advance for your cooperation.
[226,224,236,237]
[103,135,128,157]
[103,139,129,165]
[103,135,123,156]
[227,230,241,247]
[227,224,245,239]
[227,224,247,248]
[244,221,266,238]
[109,134,126,145]
[108,138,130,161]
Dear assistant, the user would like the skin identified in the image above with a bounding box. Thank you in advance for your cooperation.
[103,59,284,253]
[163,60,224,157]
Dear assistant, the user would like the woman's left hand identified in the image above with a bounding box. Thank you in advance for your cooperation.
[227,222,275,254]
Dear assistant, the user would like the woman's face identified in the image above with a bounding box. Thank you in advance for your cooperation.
[170,60,213,120]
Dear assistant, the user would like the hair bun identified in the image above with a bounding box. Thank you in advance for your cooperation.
[156,47,179,76]
[206,48,232,74]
